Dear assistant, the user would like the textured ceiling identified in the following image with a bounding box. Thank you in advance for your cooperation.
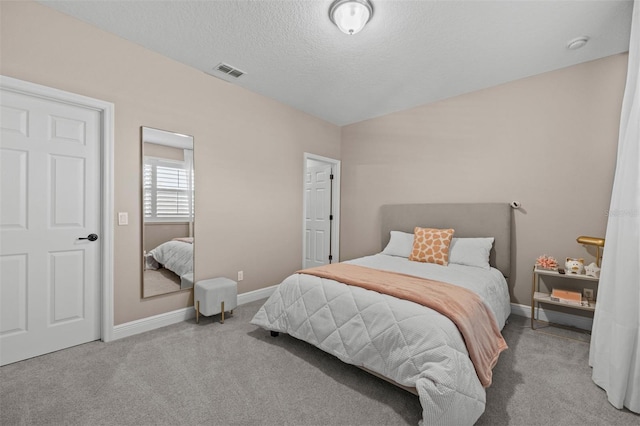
[39,0,633,126]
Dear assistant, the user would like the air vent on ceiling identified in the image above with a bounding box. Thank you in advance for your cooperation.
[214,62,245,79]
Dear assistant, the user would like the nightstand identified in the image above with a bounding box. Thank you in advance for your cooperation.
[531,266,599,331]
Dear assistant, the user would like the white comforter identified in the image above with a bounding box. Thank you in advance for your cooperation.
[149,240,193,278]
[251,254,511,425]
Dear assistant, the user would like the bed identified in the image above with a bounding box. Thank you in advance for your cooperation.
[146,237,194,288]
[251,203,512,425]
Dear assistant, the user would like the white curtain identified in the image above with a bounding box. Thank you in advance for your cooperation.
[589,0,640,414]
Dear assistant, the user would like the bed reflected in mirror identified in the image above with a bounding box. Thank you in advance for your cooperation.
[141,127,194,298]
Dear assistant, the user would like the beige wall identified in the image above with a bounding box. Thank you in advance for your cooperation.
[144,224,191,253]
[144,142,185,162]
[0,1,341,324]
[340,54,627,305]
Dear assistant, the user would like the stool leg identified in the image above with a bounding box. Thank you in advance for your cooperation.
[196,300,200,324]
[221,301,225,324]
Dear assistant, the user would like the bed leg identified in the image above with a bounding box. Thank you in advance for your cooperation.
[221,301,225,324]
[270,331,279,337]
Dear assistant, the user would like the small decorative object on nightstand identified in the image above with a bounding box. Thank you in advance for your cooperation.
[584,262,601,278]
[565,257,585,275]
[535,254,558,271]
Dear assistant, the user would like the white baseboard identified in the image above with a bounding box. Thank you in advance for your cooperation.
[112,284,278,341]
[238,284,278,305]
[511,302,593,331]
[112,306,196,340]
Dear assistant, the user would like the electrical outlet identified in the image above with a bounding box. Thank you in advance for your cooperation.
[584,288,594,300]
[238,271,244,281]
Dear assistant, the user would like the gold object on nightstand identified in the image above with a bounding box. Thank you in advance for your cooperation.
[576,236,605,267]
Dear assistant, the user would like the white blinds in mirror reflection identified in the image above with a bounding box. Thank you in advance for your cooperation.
[143,157,194,221]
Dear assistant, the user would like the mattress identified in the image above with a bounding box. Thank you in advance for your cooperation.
[250,254,511,425]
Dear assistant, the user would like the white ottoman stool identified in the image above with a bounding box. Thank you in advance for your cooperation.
[194,278,237,324]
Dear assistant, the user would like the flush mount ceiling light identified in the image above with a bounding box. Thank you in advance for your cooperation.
[329,0,373,35]
[567,36,590,50]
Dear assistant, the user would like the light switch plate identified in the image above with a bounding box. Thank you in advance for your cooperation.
[118,212,128,226]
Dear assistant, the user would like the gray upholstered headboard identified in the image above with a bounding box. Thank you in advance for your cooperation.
[381,203,512,278]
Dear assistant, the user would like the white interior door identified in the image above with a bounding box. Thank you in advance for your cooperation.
[304,164,332,268]
[0,87,102,366]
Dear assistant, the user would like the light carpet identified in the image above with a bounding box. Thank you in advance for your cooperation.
[1,300,638,425]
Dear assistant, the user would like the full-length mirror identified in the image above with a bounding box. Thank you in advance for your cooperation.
[141,127,194,298]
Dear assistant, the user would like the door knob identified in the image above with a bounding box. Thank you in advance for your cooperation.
[78,234,99,241]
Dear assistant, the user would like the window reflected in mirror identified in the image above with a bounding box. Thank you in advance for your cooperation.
[141,127,194,298]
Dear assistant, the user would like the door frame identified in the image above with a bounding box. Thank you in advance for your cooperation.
[1,75,115,342]
[302,153,340,268]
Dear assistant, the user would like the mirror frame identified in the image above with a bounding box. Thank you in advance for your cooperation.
[140,126,195,299]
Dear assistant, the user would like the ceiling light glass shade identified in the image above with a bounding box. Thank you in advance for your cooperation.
[567,36,589,50]
[329,0,373,35]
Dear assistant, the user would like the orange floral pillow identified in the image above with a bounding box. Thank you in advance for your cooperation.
[409,227,455,266]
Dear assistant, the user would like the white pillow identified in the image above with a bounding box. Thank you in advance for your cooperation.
[382,232,494,269]
[448,237,494,269]
[381,231,414,258]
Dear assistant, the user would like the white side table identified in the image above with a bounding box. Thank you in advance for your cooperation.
[531,266,599,331]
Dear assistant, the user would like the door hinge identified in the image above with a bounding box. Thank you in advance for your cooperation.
[329,214,333,221]
[329,254,333,262]
[330,174,334,180]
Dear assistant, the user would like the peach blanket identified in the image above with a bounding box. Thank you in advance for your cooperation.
[298,263,507,387]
